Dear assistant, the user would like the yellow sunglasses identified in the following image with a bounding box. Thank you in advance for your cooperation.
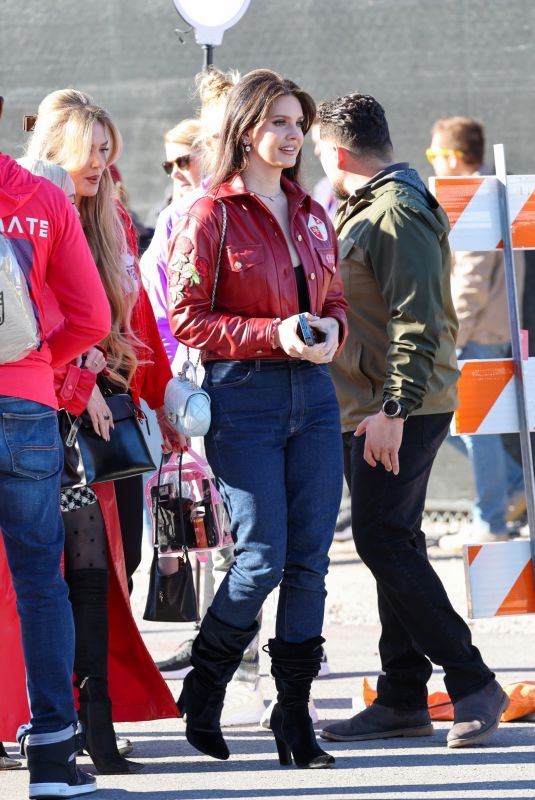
[426,147,464,163]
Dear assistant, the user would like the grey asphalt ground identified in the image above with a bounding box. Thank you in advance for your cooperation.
[3,527,535,800]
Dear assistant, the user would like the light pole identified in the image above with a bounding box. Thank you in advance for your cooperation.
[172,0,251,70]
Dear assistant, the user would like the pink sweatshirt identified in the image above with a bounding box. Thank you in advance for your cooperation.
[0,154,111,408]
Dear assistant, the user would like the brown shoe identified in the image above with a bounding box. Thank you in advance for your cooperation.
[320,702,433,742]
[447,679,509,748]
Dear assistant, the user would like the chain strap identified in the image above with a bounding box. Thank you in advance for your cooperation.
[187,199,228,368]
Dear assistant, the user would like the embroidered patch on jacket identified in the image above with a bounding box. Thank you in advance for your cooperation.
[168,236,204,303]
[307,214,328,242]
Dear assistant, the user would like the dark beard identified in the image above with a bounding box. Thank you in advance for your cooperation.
[332,176,349,200]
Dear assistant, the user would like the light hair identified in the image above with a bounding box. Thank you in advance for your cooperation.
[431,116,485,166]
[17,157,73,195]
[164,118,201,148]
[195,67,240,108]
[26,89,141,389]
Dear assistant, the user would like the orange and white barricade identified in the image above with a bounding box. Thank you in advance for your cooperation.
[464,540,535,617]
[431,162,535,619]
[452,357,535,435]
[430,175,535,251]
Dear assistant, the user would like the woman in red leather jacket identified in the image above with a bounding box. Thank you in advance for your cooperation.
[168,69,347,769]
[21,93,183,773]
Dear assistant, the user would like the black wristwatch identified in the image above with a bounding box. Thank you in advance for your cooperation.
[382,397,409,421]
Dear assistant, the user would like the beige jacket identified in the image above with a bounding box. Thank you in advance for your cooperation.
[452,250,525,349]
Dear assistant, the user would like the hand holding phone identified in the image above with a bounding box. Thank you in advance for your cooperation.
[297,313,317,346]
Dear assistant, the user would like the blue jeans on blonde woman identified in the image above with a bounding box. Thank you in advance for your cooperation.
[176,359,342,766]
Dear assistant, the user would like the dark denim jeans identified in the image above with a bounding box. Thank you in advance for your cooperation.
[0,396,76,733]
[344,412,494,708]
[203,359,343,643]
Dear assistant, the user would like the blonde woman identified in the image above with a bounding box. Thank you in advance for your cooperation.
[24,92,183,773]
[162,118,202,203]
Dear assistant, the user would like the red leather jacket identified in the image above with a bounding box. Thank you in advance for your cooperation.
[167,174,347,360]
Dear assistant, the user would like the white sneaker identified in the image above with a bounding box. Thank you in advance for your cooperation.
[318,650,331,678]
[260,696,319,729]
[438,527,511,555]
[220,679,266,727]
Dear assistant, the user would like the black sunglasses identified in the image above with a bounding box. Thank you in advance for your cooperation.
[162,154,196,175]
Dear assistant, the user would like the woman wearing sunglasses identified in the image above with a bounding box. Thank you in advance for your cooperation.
[162,119,202,203]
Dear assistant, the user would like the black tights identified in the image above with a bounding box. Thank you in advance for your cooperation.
[63,502,109,689]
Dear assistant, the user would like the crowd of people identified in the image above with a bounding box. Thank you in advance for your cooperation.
[0,64,524,798]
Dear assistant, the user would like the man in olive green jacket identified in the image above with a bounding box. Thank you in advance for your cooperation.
[317,92,507,748]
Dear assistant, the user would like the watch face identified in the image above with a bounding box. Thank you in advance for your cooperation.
[383,399,400,417]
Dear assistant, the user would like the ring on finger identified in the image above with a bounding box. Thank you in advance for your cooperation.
[103,414,111,420]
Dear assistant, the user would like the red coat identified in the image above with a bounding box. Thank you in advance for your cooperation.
[0,483,178,741]
[167,174,347,361]
[0,207,178,741]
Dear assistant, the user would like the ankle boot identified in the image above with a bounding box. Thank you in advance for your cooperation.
[176,608,258,760]
[79,677,144,774]
[267,636,335,769]
[24,723,97,799]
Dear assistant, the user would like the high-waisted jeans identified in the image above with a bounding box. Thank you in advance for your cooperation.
[203,359,343,643]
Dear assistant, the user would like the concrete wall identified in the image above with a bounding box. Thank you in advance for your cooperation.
[2,0,535,221]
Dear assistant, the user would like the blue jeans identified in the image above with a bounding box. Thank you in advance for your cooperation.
[452,341,524,531]
[203,359,343,643]
[0,396,76,733]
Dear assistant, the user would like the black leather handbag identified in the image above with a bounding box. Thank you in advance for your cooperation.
[143,454,199,623]
[143,546,198,623]
[60,391,156,489]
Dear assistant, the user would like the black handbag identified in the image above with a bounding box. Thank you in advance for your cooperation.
[143,454,199,623]
[60,388,156,489]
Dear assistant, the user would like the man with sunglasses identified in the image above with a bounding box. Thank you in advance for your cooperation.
[428,117,525,553]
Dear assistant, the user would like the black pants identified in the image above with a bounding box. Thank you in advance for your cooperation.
[343,412,493,709]
[115,474,144,594]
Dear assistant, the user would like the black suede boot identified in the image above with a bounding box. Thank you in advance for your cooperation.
[78,678,144,775]
[68,569,143,775]
[176,608,258,760]
[267,636,335,769]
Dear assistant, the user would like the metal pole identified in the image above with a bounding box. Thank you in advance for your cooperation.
[494,143,535,576]
[202,44,214,69]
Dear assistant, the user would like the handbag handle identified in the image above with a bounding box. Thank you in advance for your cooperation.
[187,198,227,367]
[153,452,189,554]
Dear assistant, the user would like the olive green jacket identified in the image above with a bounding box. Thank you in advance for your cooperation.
[330,164,459,432]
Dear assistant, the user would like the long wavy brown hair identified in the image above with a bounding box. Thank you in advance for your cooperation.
[26,89,142,389]
[209,69,316,192]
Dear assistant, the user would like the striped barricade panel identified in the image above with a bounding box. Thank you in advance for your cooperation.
[452,358,535,435]
[430,175,535,251]
[463,540,535,618]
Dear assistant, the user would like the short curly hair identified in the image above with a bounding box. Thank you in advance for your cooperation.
[317,92,392,158]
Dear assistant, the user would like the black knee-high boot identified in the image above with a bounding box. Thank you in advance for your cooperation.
[177,608,258,760]
[267,636,335,769]
[68,568,143,775]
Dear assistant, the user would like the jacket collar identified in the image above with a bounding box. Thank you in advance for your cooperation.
[347,162,410,205]
[213,173,308,215]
